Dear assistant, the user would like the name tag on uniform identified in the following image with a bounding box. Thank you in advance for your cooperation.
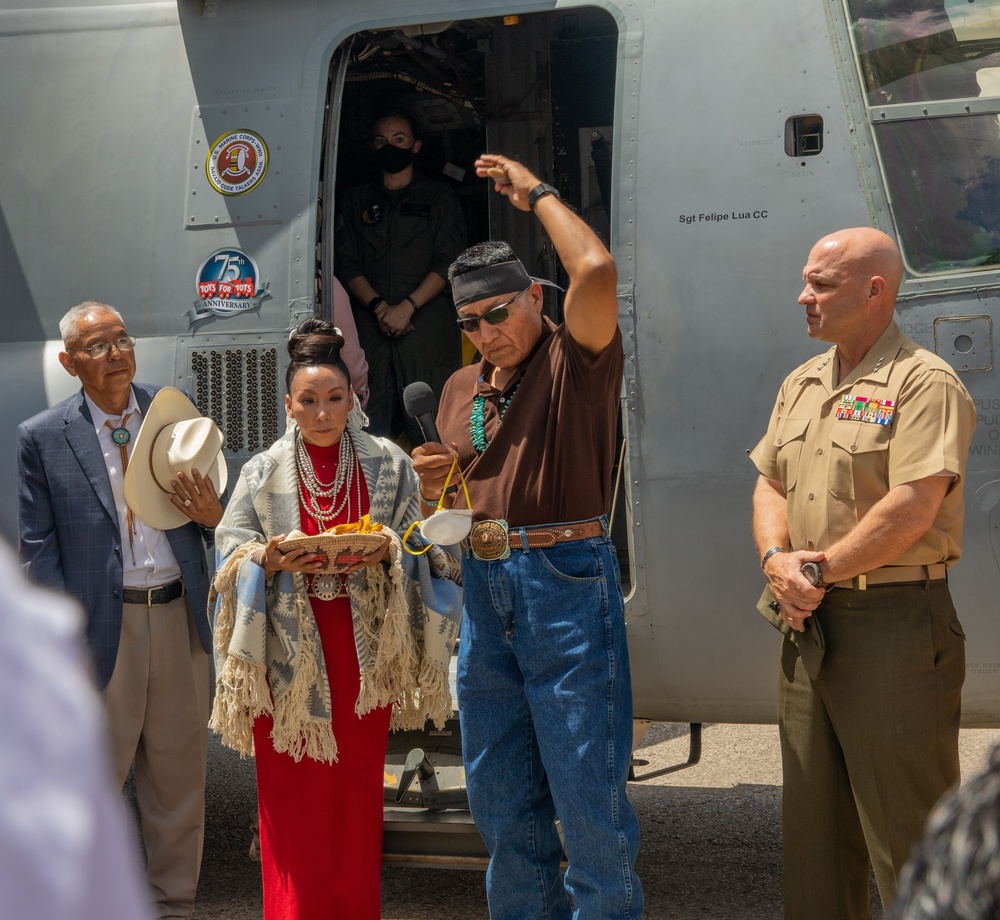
[836,394,896,426]
[400,203,430,218]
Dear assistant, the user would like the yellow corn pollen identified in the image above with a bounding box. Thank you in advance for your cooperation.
[324,514,383,536]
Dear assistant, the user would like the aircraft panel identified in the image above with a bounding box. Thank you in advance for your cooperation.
[2,0,999,736]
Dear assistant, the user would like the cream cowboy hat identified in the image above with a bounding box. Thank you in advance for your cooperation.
[123,387,228,530]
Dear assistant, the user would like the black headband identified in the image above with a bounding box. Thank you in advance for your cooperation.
[451,260,532,309]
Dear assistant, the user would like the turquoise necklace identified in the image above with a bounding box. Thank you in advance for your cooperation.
[470,374,523,453]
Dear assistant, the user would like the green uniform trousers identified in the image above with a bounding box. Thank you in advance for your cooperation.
[778,580,964,920]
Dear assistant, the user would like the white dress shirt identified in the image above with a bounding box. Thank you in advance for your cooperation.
[84,391,182,588]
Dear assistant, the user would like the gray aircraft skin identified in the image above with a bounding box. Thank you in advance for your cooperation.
[2,0,999,743]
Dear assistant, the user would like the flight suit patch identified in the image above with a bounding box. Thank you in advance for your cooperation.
[836,394,895,425]
[362,203,383,225]
[400,203,430,218]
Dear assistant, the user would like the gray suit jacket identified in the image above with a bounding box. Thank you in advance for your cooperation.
[16,383,214,687]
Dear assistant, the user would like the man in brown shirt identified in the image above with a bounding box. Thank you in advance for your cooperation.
[750,227,975,919]
[412,153,643,919]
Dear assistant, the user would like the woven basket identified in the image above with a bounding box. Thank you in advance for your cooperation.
[276,532,387,574]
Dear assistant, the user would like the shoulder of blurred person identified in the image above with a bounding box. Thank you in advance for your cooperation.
[888,745,1000,920]
[0,539,154,920]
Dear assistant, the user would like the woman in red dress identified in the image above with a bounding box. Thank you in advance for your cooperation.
[211,319,457,919]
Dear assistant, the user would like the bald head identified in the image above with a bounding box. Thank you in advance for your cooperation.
[798,227,905,370]
[812,228,903,304]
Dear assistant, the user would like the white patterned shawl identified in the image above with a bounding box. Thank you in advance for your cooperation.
[209,423,462,763]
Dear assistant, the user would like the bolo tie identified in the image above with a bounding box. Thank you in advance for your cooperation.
[105,413,137,564]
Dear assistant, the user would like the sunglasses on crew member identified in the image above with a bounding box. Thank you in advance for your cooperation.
[455,284,531,334]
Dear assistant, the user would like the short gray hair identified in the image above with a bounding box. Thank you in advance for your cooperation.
[58,301,124,346]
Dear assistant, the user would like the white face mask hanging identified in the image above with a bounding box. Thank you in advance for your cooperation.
[403,455,473,552]
[419,507,474,545]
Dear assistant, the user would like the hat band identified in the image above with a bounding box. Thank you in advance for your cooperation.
[451,260,532,308]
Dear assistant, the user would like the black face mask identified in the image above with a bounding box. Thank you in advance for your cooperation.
[373,143,415,175]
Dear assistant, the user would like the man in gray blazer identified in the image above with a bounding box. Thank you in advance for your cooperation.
[16,301,224,920]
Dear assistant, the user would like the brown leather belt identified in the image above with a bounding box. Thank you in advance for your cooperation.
[470,519,605,561]
[123,578,185,606]
[830,563,947,591]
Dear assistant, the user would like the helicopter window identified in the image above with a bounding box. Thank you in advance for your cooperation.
[873,113,1000,274]
[843,0,1000,275]
[846,0,1000,104]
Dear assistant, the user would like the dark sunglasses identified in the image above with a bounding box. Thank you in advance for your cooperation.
[455,285,531,334]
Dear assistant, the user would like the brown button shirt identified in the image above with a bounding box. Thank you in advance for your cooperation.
[436,319,624,526]
[750,320,975,565]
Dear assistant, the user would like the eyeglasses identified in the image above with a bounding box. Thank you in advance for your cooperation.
[70,335,137,359]
[456,285,531,334]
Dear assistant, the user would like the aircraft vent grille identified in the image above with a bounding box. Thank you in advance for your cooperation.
[190,346,280,455]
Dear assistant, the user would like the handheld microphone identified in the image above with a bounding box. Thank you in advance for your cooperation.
[402,382,441,444]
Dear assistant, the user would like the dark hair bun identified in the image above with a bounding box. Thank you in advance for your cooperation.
[284,317,352,392]
[287,318,345,361]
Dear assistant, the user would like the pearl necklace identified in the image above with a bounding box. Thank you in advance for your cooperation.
[295,429,361,528]
[470,374,523,453]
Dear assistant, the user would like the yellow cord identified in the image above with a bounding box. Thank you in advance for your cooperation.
[403,455,472,555]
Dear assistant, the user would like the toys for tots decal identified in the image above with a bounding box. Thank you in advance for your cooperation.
[206,130,268,195]
[187,248,270,323]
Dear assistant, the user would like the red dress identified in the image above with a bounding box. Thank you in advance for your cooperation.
[252,438,391,920]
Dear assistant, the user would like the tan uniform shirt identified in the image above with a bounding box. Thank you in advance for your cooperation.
[750,319,975,566]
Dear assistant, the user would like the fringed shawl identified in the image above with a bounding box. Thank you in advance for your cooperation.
[209,424,462,763]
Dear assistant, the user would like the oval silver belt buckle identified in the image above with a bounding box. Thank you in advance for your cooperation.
[470,519,510,562]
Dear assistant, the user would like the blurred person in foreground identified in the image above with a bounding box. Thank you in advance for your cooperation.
[0,537,153,920]
[888,744,1000,920]
[210,318,460,919]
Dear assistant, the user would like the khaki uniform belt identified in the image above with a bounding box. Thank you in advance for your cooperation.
[829,563,947,591]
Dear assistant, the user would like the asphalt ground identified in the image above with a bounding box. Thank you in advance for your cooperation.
[189,722,1000,919]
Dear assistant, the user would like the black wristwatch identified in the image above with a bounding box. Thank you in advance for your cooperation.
[800,562,826,587]
[528,182,560,210]
[368,295,384,311]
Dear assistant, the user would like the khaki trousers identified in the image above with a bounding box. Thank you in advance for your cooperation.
[778,581,964,920]
[103,595,210,920]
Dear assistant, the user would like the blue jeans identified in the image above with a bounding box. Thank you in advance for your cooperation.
[457,519,643,919]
